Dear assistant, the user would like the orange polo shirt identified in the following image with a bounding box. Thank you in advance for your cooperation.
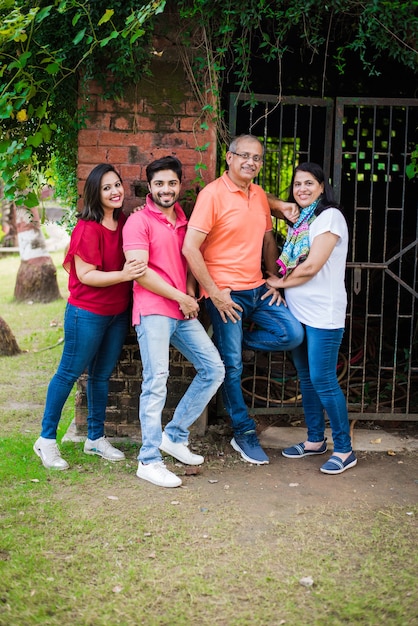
[188,171,273,295]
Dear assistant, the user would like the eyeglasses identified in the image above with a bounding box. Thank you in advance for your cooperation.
[230,151,263,163]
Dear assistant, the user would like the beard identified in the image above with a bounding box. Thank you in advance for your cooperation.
[152,193,177,208]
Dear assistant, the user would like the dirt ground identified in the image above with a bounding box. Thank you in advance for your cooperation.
[59,416,418,516]
[94,426,418,520]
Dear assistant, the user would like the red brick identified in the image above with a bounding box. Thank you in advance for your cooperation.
[154,117,180,132]
[119,164,146,182]
[97,130,132,146]
[179,117,202,132]
[78,130,100,147]
[134,116,157,132]
[78,146,113,163]
[77,163,99,180]
[185,100,205,116]
[96,97,133,114]
[110,115,135,132]
[104,147,131,164]
[144,101,186,116]
[84,113,112,130]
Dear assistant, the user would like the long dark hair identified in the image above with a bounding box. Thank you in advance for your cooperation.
[288,162,342,216]
[77,163,123,223]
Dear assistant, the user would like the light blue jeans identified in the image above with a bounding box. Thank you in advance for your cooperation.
[135,315,225,464]
[41,303,129,441]
[291,325,352,453]
[205,284,304,435]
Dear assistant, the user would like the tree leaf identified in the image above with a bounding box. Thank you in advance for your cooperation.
[35,6,53,23]
[24,191,40,208]
[100,31,119,47]
[18,51,32,68]
[98,9,114,26]
[72,28,86,45]
[72,13,81,27]
[46,63,60,75]
[27,132,43,148]
[154,0,167,15]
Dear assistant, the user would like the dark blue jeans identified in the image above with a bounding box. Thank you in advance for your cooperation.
[291,325,352,453]
[41,303,129,440]
[205,284,304,435]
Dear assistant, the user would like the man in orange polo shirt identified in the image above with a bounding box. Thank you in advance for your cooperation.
[183,135,304,465]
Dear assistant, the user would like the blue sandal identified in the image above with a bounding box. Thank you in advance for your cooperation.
[282,438,328,458]
[320,452,357,475]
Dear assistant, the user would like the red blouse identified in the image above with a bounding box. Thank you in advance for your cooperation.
[64,214,131,316]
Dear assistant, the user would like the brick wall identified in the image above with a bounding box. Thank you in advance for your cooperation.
[77,40,217,214]
[75,41,217,438]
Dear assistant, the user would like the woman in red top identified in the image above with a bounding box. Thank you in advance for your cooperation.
[34,164,146,470]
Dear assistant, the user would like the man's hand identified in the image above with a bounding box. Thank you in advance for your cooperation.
[267,194,300,223]
[261,282,286,306]
[210,287,243,323]
[280,202,300,224]
[179,295,200,320]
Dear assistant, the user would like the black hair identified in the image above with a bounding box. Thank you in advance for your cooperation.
[146,156,182,184]
[288,162,342,216]
[77,163,123,223]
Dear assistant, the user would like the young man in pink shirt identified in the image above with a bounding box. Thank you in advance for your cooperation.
[183,135,304,465]
[123,157,225,488]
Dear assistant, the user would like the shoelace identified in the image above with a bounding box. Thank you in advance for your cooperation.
[245,432,259,446]
[45,442,62,461]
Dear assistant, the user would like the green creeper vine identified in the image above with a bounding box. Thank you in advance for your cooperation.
[0,0,166,209]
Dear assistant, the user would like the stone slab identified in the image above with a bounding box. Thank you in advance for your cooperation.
[259,426,418,452]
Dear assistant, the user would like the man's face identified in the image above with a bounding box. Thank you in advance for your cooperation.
[225,138,263,184]
[148,169,181,209]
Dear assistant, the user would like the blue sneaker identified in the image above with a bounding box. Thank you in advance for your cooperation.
[231,431,269,465]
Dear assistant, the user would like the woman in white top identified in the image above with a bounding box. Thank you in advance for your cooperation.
[268,162,357,475]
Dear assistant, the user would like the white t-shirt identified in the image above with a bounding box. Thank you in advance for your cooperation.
[284,208,348,329]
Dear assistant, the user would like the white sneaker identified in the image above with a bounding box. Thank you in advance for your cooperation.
[136,461,182,488]
[33,437,69,470]
[160,431,204,466]
[84,436,125,461]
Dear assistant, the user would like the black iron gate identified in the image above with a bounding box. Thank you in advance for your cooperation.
[228,94,418,422]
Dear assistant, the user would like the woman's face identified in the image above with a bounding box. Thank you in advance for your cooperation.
[100,171,124,212]
[292,170,324,208]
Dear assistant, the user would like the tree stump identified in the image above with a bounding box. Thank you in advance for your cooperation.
[14,206,61,303]
[14,256,62,303]
[0,317,21,356]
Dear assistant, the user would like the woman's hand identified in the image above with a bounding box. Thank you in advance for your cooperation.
[131,204,146,213]
[266,273,285,290]
[122,258,147,281]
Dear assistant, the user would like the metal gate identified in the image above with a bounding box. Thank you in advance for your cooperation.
[227,94,418,422]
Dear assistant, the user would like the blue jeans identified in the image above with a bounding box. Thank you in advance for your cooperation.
[135,315,225,464]
[41,303,129,440]
[205,284,304,435]
[291,325,352,453]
